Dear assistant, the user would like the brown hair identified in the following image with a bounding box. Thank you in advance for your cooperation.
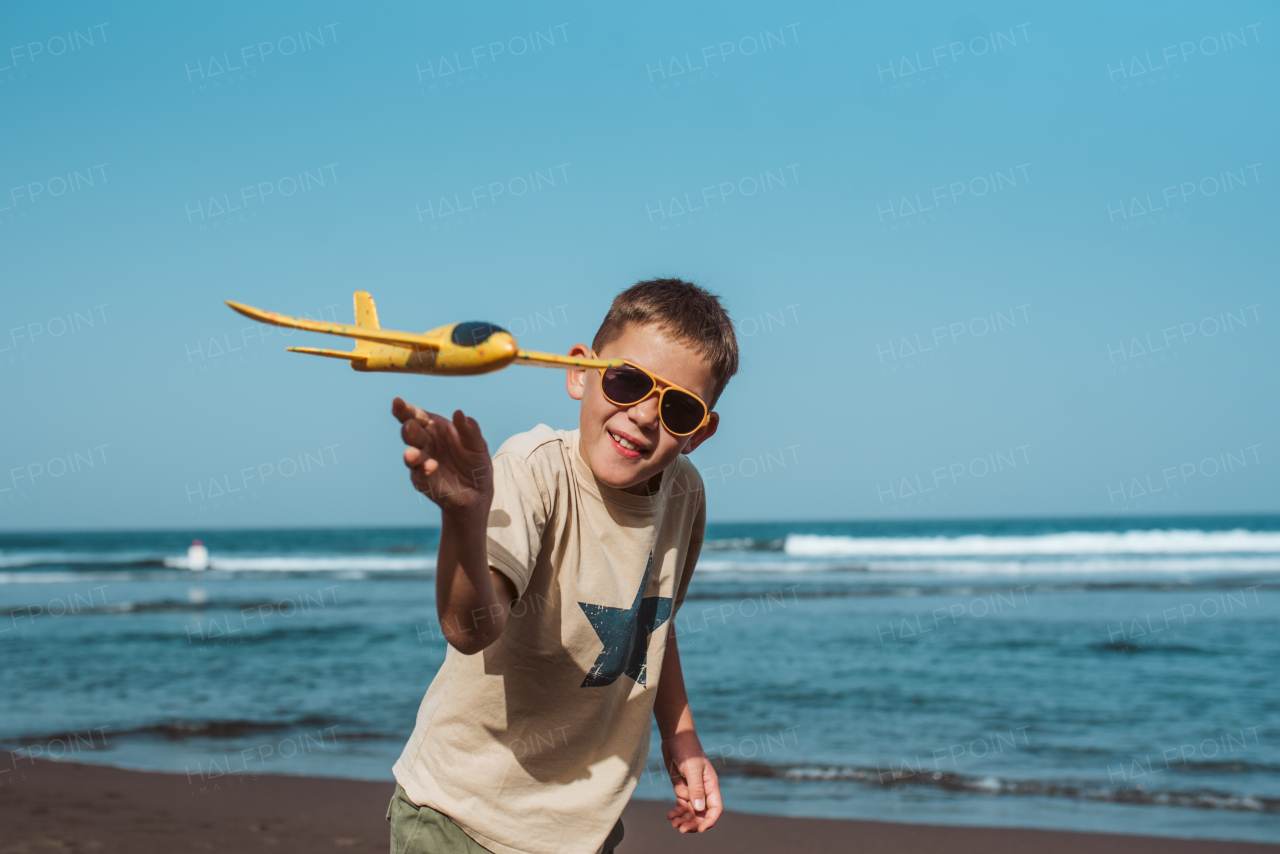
[592,278,739,406]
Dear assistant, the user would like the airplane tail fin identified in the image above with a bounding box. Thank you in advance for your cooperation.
[354,290,380,331]
[351,290,380,357]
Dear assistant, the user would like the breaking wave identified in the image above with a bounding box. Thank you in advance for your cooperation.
[784,529,1280,558]
[160,555,436,572]
[705,759,1280,813]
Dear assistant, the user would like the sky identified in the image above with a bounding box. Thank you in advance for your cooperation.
[1,0,1276,529]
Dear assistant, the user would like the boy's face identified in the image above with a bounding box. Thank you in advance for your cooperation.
[566,322,719,495]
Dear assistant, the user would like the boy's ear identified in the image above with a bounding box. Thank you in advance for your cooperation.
[680,411,719,455]
[565,343,591,401]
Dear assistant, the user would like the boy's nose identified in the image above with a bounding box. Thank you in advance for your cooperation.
[628,396,660,431]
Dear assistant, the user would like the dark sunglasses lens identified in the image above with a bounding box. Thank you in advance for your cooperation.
[661,390,705,434]
[601,365,653,404]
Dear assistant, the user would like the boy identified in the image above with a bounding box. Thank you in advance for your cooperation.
[388,279,738,854]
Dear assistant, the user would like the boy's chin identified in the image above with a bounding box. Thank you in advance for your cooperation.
[585,446,660,491]
[593,462,653,491]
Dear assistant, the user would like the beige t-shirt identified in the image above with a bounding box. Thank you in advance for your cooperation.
[393,425,705,854]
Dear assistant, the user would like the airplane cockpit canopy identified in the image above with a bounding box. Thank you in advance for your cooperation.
[451,321,508,347]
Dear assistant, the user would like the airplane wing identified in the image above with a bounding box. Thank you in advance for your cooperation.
[515,350,624,369]
[225,300,442,351]
[286,346,369,362]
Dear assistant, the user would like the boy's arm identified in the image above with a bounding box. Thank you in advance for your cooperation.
[435,508,517,655]
[653,634,723,833]
[394,398,516,655]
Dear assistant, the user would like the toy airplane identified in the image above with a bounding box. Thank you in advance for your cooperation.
[225,291,622,376]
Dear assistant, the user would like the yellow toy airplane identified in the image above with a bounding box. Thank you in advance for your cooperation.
[226,291,622,376]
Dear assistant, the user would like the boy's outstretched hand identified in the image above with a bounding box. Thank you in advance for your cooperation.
[394,398,512,655]
[661,731,723,833]
[392,397,493,516]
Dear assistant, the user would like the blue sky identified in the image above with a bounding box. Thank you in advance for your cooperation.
[1,0,1275,529]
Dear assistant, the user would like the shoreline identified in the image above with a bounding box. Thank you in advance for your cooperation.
[2,760,1277,853]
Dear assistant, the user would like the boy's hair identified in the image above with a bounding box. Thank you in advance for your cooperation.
[592,279,738,406]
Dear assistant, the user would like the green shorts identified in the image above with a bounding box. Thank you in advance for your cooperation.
[387,784,625,854]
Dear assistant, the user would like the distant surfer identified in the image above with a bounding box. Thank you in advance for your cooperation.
[187,539,209,572]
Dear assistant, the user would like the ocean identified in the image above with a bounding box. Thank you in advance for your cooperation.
[2,516,1277,843]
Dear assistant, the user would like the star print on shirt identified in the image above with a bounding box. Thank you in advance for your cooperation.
[579,551,672,688]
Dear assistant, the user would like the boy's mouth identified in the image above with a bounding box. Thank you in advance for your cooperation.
[607,429,648,459]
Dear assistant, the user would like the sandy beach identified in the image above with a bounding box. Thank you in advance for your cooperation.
[1,759,1275,853]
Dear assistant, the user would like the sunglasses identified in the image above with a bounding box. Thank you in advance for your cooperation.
[595,359,709,437]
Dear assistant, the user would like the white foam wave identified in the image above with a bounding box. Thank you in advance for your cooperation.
[161,555,436,572]
[860,556,1280,574]
[696,556,1280,575]
[6,528,1278,580]
[784,529,1280,558]
[696,559,853,573]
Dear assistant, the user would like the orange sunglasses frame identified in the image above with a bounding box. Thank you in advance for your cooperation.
[591,357,710,437]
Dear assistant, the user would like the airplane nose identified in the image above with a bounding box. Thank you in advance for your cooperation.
[488,332,517,358]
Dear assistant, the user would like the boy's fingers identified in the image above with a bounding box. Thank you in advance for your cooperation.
[431,417,472,470]
[691,765,722,831]
[402,419,424,446]
[453,410,488,453]
[680,763,711,814]
[404,414,438,443]
[405,448,440,477]
[443,413,485,466]
[392,397,420,424]
[393,397,437,427]
[451,411,471,449]
[685,771,706,813]
[434,413,462,455]
[668,762,719,832]
[402,420,437,456]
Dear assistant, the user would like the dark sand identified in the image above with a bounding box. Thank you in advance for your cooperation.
[2,759,1276,853]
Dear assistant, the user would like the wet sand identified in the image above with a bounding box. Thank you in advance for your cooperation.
[2,759,1276,853]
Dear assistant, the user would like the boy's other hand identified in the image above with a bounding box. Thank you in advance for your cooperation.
[392,397,493,517]
[661,731,722,833]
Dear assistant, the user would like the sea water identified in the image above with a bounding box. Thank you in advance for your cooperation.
[1,516,1277,842]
